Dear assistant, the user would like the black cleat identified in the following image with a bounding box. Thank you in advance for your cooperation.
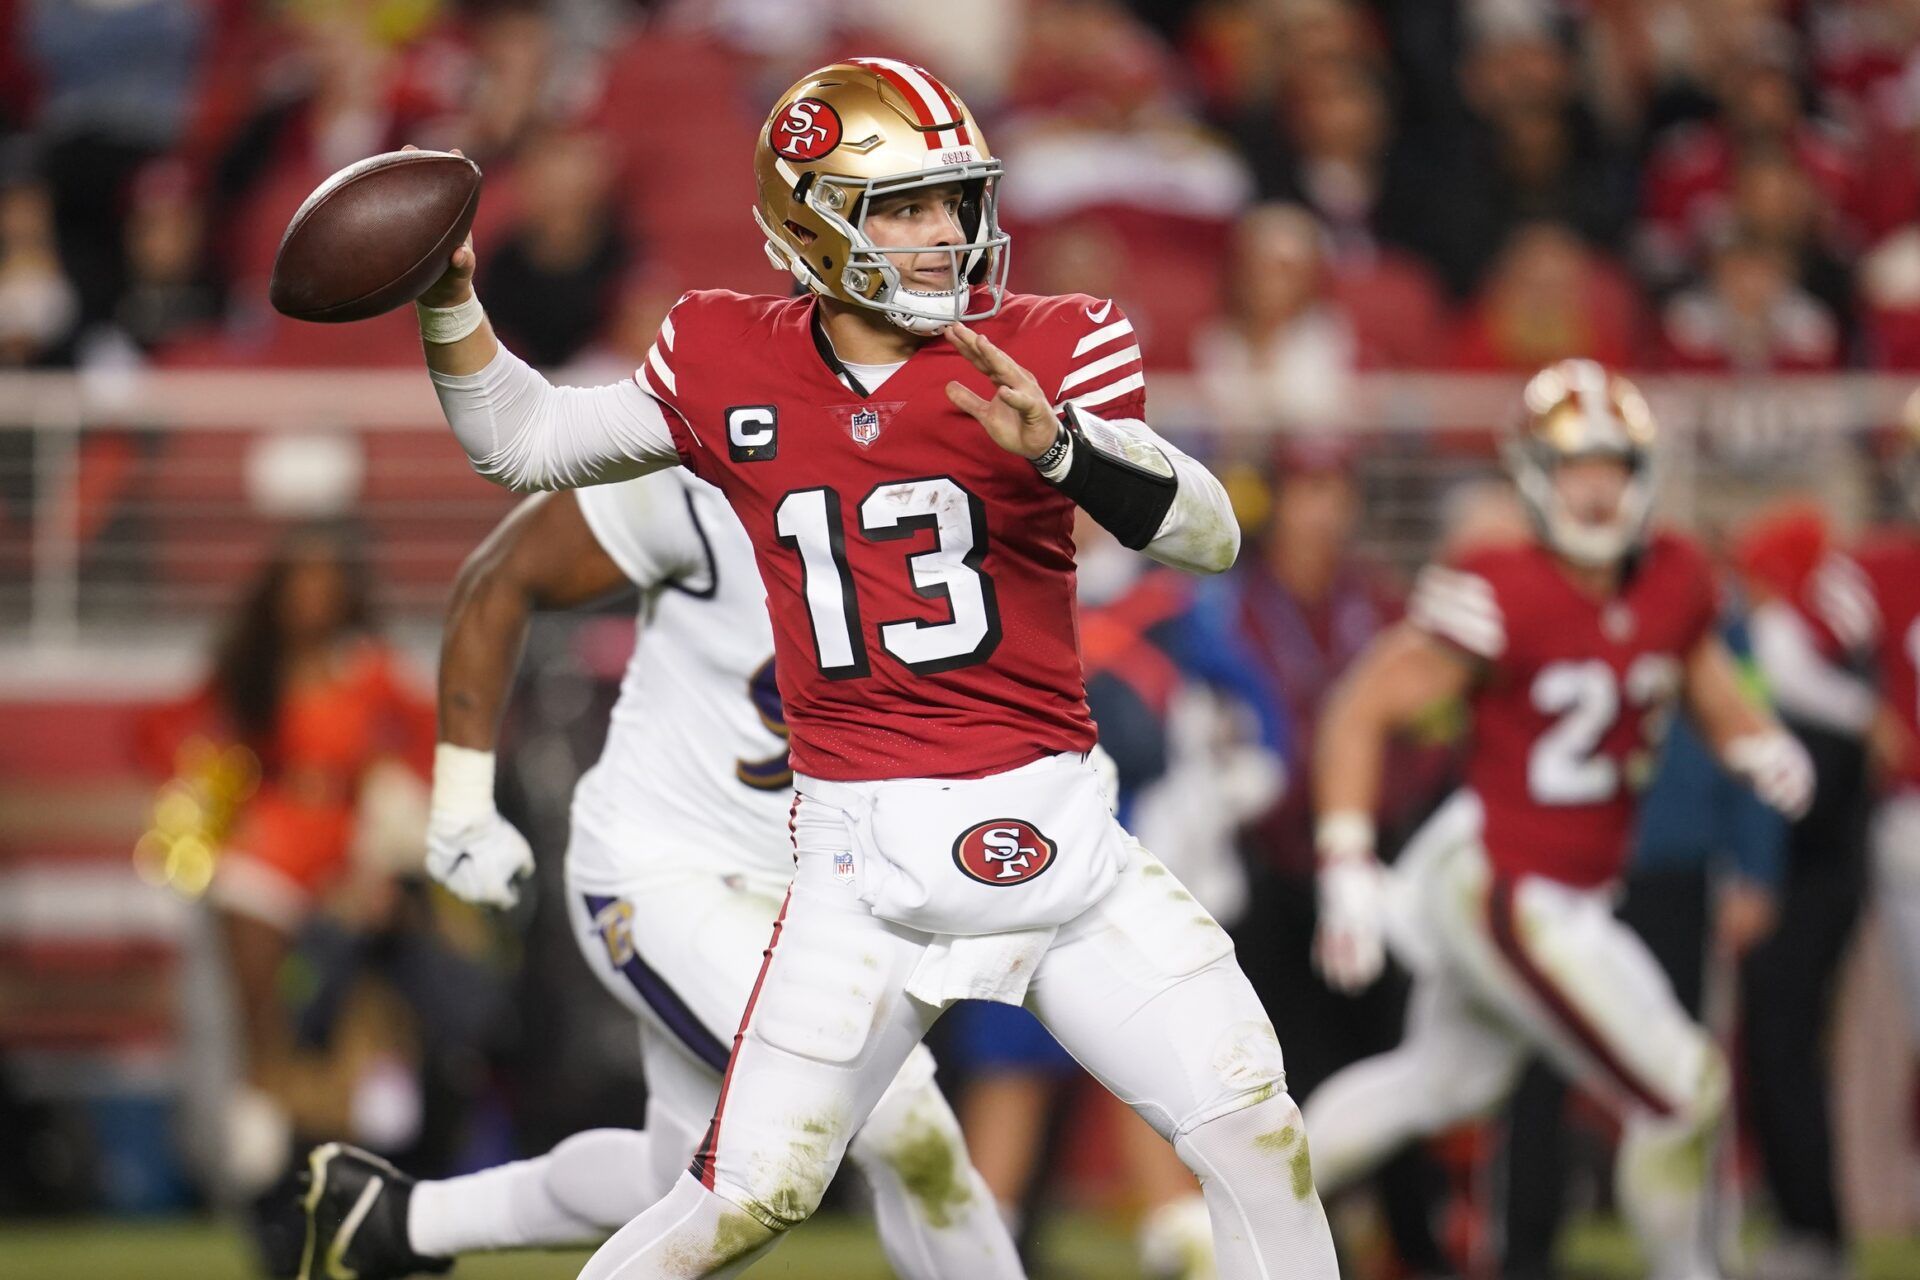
[297,1143,452,1280]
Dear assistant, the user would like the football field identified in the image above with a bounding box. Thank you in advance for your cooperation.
[3,1214,1917,1280]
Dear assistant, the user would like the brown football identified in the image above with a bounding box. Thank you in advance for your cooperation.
[269,150,482,323]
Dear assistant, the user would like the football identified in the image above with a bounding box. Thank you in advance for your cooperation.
[268,149,482,323]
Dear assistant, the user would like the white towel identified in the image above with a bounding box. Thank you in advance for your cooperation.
[905,925,1057,1009]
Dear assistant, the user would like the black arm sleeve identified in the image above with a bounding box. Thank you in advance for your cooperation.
[1045,404,1178,550]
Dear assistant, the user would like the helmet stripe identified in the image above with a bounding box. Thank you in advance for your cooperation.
[851,57,971,149]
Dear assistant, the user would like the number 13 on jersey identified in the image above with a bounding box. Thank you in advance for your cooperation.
[775,478,1003,679]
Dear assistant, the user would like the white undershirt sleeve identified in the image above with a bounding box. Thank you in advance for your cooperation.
[1750,599,1878,736]
[430,345,682,492]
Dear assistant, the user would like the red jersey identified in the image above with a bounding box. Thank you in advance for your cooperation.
[1810,530,1920,791]
[1408,532,1720,887]
[637,289,1148,782]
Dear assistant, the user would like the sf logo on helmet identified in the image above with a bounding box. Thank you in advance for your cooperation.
[772,98,843,162]
[952,819,1057,886]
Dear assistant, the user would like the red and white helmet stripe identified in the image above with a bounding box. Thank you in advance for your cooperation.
[848,57,973,150]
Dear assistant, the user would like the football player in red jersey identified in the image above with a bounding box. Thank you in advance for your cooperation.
[1807,394,1920,1055]
[1302,361,1814,1280]
[408,59,1338,1280]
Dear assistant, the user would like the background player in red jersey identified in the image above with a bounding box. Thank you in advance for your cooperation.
[408,59,1338,1280]
[1301,360,1815,1280]
[1808,395,1920,1064]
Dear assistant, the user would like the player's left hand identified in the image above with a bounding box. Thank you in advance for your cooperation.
[943,321,1060,459]
[426,808,534,909]
[1725,729,1815,821]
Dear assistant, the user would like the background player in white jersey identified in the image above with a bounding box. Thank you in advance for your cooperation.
[1303,361,1814,1280]
[408,57,1338,1280]
[295,469,1022,1280]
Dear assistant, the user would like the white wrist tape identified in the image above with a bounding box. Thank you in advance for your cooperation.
[1315,810,1376,864]
[417,294,485,345]
[432,742,497,822]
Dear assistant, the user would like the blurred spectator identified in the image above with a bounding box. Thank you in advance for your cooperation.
[1226,56,1428,271]
[1192,203,1358,432]
[482,126,629,371]
[1182,0,1379,125]
[1658,237,1843,372]
[109,159,221,357]
[1861,223,1920,369]
[997,0,1252,237]
[23,0,208,325]
[134,522,436,1260]
[1426,19,1635,296]
[1735,502,1874,1280]
[1724,147,1857,340]
[1451,221,1640,370]
[0,174,79,366]
[1636,19,1862,291]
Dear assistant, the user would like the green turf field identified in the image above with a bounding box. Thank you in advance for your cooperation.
[2,1215,1917,1280]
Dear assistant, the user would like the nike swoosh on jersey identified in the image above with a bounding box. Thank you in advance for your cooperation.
[1083,299,1113,324]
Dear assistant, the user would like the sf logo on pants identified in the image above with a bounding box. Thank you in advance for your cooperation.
[952,819,1057,885]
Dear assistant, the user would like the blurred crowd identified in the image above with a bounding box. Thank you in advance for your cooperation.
[2,0,1920,408]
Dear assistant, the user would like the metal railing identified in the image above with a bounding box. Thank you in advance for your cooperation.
[1,367,1913,661]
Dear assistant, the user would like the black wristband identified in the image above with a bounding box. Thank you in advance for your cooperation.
[1044,404,1178,550]
[1030,425,1072,475]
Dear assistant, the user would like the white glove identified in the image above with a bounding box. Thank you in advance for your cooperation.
[1725,729,1815,821]
[426,743,534,908]
[1313,811,1388,994]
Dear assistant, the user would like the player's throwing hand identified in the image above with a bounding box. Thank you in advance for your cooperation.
[398,145,477,307]
[943,321,1060,460]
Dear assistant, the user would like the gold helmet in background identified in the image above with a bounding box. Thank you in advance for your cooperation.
[1506,358,1660,565]
[753,58,1009,334]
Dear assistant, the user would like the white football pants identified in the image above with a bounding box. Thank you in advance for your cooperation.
[1305,793,1728,1280]
[572,791,1339,1279]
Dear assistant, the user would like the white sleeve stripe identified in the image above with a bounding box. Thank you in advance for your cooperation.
[636,363,668,406]
[1058,370,1146,411]
[1072,317,1134,358]
[659,314,676,352]
[1412,580,1503,637]
[1409,570,1505,657]
[1410,598,1504,657]
[1417,568,1499,609]
[1057,345,1142,395]
[1812,555,1879,647]
[646,343,677,396]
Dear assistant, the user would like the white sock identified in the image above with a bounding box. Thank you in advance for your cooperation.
[408,1128,655,1257]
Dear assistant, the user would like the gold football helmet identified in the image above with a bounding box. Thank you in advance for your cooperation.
[1506,358,1659,565]
[753,58,1009,334]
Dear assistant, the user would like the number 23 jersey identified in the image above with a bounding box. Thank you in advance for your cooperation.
[1409,532,1719,887]
[636,289,1148,783]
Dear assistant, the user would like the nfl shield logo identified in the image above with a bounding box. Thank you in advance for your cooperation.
[849,407,882,446]
[834,850,856,880]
